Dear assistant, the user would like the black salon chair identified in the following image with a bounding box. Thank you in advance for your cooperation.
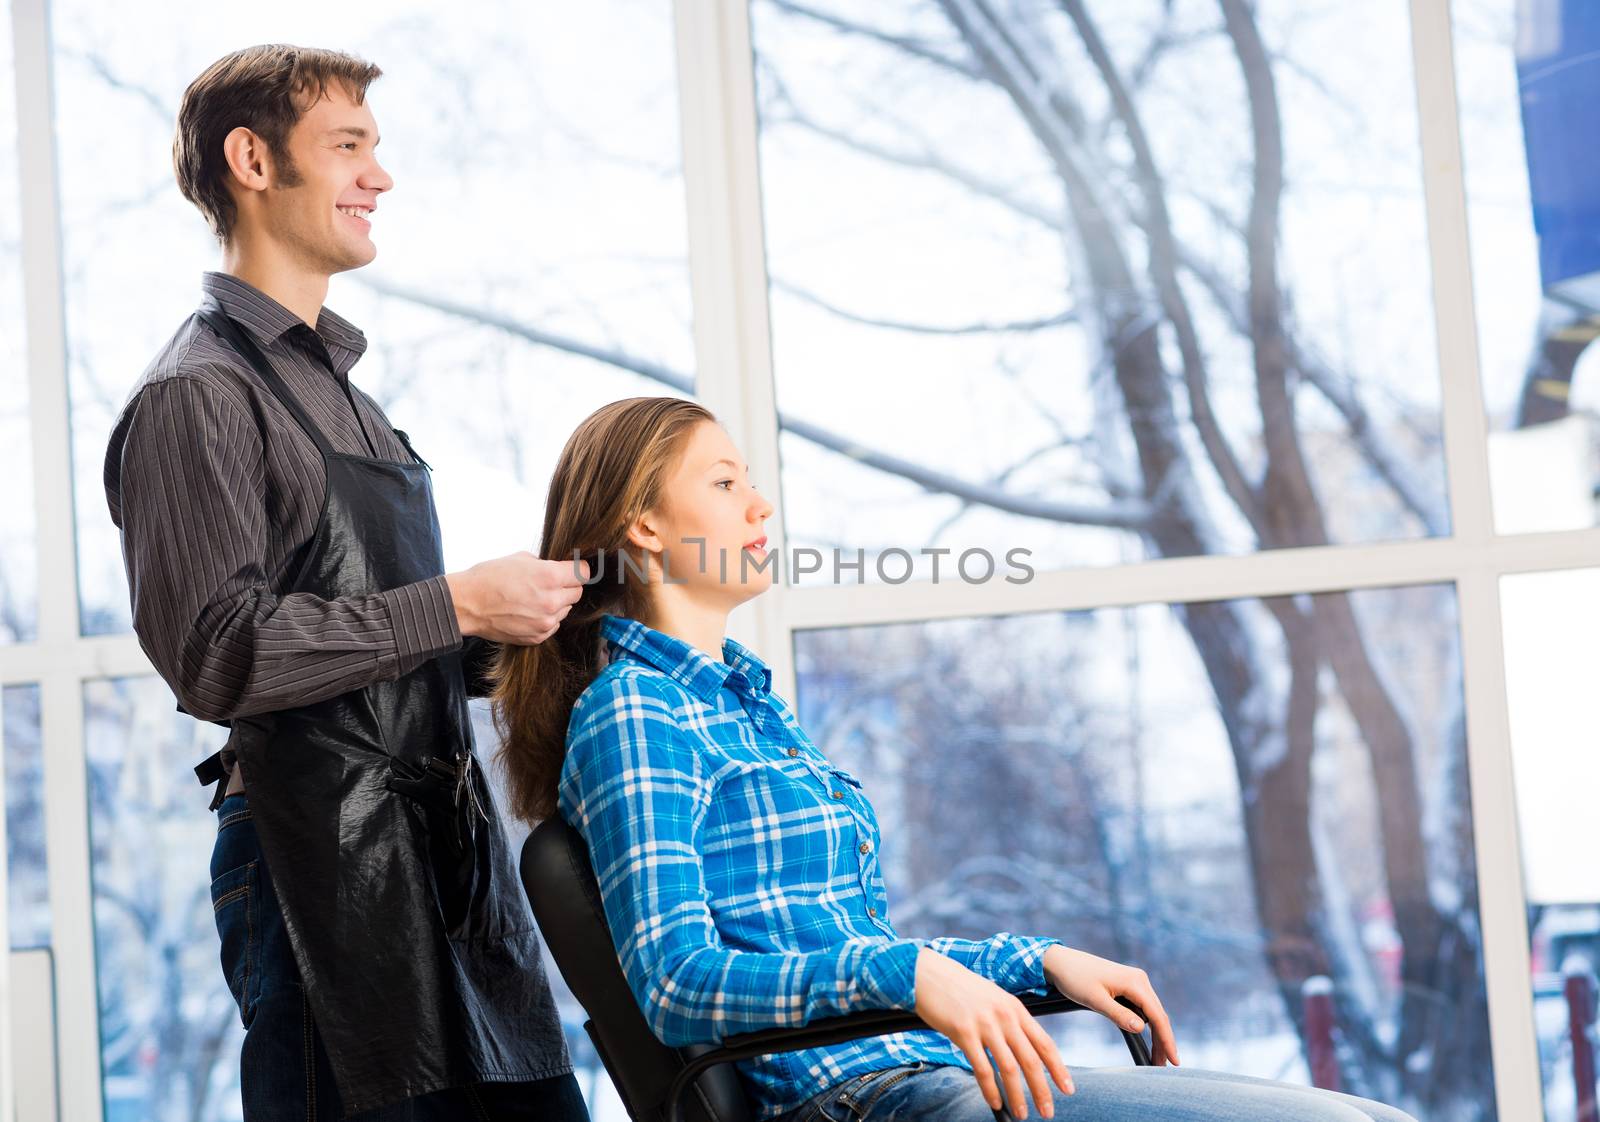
[520,817,1153,1122]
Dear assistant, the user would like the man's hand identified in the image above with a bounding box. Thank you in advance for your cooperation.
[1042,944,1180,1067]
[913,947,1073,1119]
[445,553,591,645]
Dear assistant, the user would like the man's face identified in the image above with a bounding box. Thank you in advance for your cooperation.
[261,85,392,274]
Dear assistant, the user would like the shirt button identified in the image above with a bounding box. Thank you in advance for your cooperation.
[832,790,845,799]
[859,842,870,854]
[787,747,799,758]
[868,907,878,917]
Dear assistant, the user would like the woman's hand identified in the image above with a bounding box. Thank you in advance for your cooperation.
[913,947,1073,1119]
[1042,944,1180,1066]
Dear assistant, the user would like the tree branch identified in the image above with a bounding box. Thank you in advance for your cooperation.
[764,0,985,80]
[1058,0,1263,536]
[772,277,1078,335]
[64,47,172,122]
[354,275,1157,532]
[1172,239,1446,536]
[355,274,692,392]
[760,76,1063,232]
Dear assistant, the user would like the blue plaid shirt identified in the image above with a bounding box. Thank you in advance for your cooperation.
[557,614,1060,1120]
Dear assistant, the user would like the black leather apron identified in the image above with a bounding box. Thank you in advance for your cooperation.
[191,301,569,1113]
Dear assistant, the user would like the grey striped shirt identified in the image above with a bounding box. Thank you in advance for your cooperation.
[104,272,487,754]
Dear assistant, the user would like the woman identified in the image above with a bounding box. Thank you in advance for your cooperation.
[491,397,1418,1122]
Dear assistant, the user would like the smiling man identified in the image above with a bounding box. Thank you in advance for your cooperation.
[103,45,589,1121]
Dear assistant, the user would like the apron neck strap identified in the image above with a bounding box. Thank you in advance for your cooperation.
[196,299,337,460]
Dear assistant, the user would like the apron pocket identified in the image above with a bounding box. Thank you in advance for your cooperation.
[210,860,261,1026]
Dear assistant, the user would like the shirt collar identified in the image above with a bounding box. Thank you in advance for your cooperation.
[201,271,368,369]
[599,614,773,705]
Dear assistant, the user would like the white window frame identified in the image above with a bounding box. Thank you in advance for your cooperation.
[0,0,1571,1119]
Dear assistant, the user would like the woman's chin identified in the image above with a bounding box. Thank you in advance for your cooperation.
[730,565,775,602]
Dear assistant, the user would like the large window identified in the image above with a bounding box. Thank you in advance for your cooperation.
[795,582,1491,1116]
[4,685,46,950]
[0,0,34,644]
[83,677,234,1122]
[1501,568,1600,1122]
[752,0,1448,586]
[0,1,1586,1121]
[1457,0,1600,535]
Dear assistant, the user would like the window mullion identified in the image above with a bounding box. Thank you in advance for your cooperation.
[14,0,102,1116]
[672,0,795,701]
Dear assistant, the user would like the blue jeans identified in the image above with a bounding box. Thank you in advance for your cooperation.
[775,1060,1421,1122]
[210,793,589,1121]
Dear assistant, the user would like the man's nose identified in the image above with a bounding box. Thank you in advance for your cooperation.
[362,158,394,194]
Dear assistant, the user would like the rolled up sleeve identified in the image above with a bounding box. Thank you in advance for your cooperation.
[109,375,462,721]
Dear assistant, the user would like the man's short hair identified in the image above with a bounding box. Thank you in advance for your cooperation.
[173,44,382,243]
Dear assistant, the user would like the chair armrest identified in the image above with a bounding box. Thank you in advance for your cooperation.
[665,993,1152,1122]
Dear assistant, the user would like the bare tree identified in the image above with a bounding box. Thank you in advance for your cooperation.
[353,3,1486,1113]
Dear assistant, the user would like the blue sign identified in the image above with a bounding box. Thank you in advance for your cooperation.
[1518,0,1600,309]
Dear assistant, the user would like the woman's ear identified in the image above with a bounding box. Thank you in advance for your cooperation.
[624,510,663,554]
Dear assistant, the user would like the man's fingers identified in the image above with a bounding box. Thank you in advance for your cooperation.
[1003,1018,1059,1115]
[545,584,582,609]
[530,594,579,628]
[538,558,590,588]
[1019,1012,1074,1096]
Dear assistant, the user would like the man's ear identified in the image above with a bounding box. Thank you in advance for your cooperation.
[221,126,272,193]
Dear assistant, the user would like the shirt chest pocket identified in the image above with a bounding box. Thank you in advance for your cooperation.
[767,761,880,844]
[824,766,883,837]
[821,765,864,802]
[735,756,859,811]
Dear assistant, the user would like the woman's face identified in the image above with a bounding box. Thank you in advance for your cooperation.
[629,420,776,607]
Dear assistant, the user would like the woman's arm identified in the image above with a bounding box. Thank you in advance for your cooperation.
[558,670,923,1047]
[923,934,1061,994]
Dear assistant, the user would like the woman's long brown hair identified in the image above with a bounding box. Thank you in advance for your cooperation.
[489,396,717,823]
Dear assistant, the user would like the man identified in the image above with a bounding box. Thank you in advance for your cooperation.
[103,44,590,1120]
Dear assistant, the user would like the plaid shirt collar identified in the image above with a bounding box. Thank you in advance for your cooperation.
[599,613,773,705]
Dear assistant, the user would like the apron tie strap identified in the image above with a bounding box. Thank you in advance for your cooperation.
[195,751,231,810]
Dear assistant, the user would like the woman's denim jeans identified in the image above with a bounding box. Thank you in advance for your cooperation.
[775,1059,1421,1122]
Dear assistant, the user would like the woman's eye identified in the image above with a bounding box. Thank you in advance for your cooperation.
[716,480,735,490]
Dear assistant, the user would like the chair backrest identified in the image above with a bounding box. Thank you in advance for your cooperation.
[520,816,754,1122]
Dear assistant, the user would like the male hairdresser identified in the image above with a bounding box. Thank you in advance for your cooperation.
[104,44,589,1120]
